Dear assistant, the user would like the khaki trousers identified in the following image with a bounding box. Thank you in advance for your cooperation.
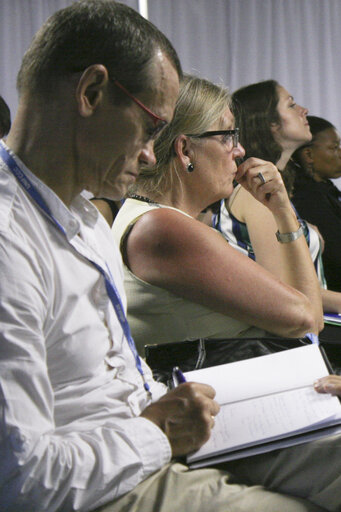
[96,434,341,512]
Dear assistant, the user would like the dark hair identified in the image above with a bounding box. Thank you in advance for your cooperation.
[232,79,282,164]
[232,79,300,192]
[306,115,334,138]
[291,115,336,180]
[0,95,11,137]
[292,115,335,165]
[17,0,182,99]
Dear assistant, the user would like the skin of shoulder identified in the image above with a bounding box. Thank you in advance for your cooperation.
[126,207,217,288]
[124,206,316,337]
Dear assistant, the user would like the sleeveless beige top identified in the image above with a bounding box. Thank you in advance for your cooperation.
[113,198,266,355]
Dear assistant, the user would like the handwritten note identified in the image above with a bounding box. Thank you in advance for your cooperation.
[188,380,341,463]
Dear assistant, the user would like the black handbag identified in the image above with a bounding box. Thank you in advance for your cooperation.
[145,336,311,387]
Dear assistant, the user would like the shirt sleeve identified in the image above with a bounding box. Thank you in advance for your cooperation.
[0,231,171,512]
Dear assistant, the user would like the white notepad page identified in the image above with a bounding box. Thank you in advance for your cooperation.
[185,345,341,463]
[184,344,331,404]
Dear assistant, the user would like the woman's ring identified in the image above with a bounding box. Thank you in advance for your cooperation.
[257,172,266,184]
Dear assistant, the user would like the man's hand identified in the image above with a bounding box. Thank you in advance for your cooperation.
[141,382,220,457]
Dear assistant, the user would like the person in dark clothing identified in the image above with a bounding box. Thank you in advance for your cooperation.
[292,116,341,292]
[0,95,11,138]
[91,197,122,225]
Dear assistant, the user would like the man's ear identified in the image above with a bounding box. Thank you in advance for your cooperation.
[76,64,109,117]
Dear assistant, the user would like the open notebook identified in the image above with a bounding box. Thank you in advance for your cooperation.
[184,344,341,468]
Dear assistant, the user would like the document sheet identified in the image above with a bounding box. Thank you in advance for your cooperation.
[184,345,341,466]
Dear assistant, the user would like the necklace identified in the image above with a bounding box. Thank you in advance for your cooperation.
[129,193,157,204]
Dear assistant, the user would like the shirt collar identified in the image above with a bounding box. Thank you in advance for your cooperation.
[1,141,99,240]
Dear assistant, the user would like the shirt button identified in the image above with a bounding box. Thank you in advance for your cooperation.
[68,219,78,230]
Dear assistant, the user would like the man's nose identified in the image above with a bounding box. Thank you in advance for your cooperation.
[138,140,157,167]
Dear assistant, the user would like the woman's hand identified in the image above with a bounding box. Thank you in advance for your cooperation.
[314,375,341,396]
[235,157,291,215]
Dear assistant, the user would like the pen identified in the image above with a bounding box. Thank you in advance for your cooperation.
[172,366,187,387]
[305,332,319,345]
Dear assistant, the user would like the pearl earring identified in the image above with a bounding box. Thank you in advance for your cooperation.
[187,162,194,173]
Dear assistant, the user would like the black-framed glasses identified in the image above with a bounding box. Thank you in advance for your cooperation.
[113,79,167,139]
[187,129,239,151]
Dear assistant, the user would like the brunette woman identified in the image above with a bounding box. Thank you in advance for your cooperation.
[213,80,341,314]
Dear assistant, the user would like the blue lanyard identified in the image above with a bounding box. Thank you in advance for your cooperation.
[0,143,151,395]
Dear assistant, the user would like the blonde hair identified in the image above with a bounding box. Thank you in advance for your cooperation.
[136,74,231,194]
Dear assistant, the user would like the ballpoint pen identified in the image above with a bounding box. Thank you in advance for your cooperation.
[172,366,187,387]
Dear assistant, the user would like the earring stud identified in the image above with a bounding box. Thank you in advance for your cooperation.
[187,162,194,173]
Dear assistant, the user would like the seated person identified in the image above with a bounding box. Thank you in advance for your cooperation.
[0,94,11,138]
[292,115,341,293]
[211,80,341,315]
[3,7,340,509]
[91,197,122,225]
[315,373,341,395]
[105,74,323,355]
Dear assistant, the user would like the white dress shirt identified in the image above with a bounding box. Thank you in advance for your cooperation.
[0,142,170,511]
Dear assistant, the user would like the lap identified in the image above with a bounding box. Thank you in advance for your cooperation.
[95,462,325,512]
[226,434,341,511]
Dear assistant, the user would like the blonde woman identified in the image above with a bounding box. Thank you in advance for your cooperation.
[95,75,323,354]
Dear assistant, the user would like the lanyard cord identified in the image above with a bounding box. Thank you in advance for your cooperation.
[0,143,151,396]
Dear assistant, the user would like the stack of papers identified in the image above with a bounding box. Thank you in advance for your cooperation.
[184,344,341,468]
[324,313,341,326]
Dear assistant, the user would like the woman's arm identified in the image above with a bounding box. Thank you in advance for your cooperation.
[321,289,341,313]
[231,177,341,315]
[228,158,323,332]
[125,205,320,338]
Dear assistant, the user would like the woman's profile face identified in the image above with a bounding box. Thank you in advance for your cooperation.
[311,127,341,180]
[271,85,312,152]
[192,106,245,202]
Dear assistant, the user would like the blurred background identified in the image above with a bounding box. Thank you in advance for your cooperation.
[1,0,341,187]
